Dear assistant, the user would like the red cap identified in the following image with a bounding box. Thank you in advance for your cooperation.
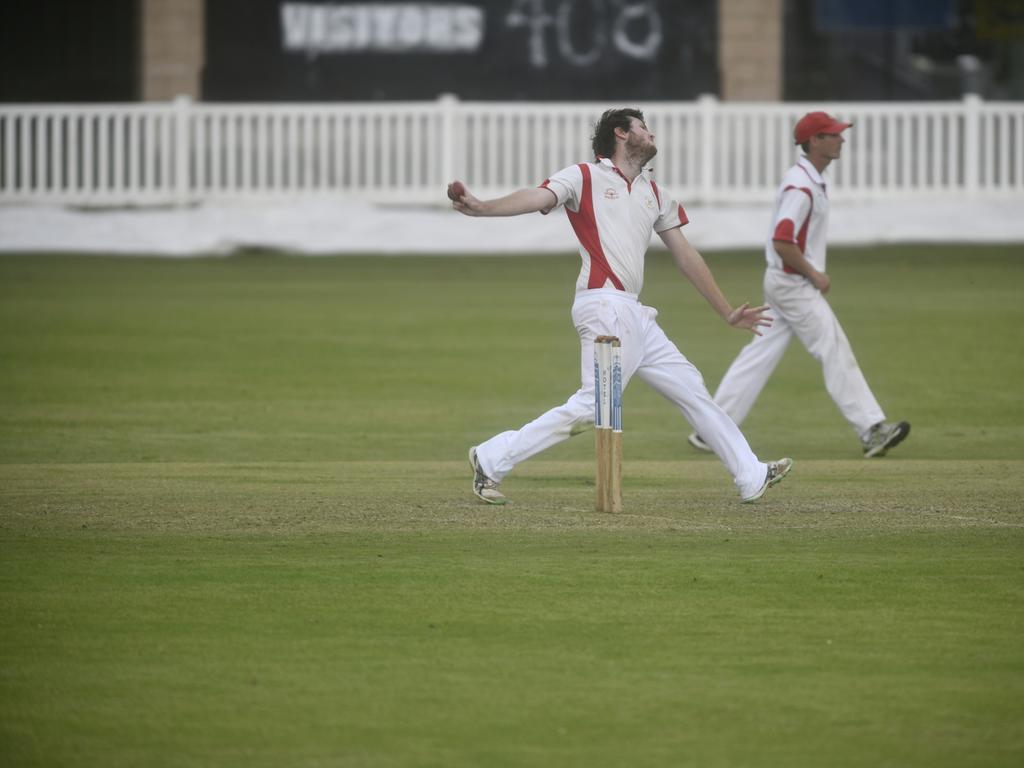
[793,112,852,144]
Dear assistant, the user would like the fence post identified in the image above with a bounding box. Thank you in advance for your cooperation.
[963,93,981,197]
[698,94,716,203]
[439,93,459,189]
[174,95,191,206]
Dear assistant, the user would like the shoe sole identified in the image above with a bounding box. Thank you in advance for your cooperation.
[864,421,911,458]
[473,489,507,505]
[742,458,793,503]
[468,447,507,505]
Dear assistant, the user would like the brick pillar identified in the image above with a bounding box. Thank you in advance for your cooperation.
[719,0,783,101]
[141,0,204,101]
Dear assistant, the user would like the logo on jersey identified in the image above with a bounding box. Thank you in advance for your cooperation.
[604,188,619,200]
[644,196,656,209]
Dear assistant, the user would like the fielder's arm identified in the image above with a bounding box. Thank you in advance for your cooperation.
[774,240,831,294]
[448,182,557,217]
[658,227,772,335]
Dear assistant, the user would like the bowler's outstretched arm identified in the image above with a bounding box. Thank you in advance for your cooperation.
[448,182,557,217]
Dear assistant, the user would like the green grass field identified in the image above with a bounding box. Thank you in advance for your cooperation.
[1,246,1022,767]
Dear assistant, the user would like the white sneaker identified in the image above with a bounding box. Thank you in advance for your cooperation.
[862,421,911,458]
[688,433,712,452]
[468,447,507,505]
[742,458,794,503]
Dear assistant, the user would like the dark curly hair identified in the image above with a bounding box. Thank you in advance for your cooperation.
[591,108,645,159]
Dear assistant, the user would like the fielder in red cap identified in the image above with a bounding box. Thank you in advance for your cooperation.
[688,111,911,458]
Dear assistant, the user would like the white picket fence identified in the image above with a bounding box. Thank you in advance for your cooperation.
[1,94,1023,207]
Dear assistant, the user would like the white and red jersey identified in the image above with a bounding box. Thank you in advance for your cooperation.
[540,158,688,295]
[766,156,830,274]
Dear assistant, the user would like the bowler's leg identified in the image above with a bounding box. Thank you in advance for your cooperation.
[634,322,768,499]
[475,296,641,482]
[474,389,594,482]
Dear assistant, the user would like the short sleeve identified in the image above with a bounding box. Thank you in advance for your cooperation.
[773,186,812,241]
[540,165,582,213]
[653,183,688,233]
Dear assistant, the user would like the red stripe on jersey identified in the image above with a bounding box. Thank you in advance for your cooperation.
[779,186,813,274]
[650,180,661,208]
[566,163,624,291]
[773,218,796,242]
[677,203,689,226]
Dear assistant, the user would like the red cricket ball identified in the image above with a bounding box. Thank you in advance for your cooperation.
[447,181,466,201]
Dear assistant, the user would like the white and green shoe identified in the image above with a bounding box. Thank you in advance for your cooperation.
[468,447,507,505]
[742,458,794,503]
[862,421,911,458]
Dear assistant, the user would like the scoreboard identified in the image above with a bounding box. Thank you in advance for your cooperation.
[203,0,718,101]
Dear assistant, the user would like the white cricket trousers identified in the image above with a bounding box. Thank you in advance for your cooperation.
[713,269,885,437]
[474,289,769,499]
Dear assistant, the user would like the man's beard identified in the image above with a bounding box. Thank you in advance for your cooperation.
[626,134,657,165]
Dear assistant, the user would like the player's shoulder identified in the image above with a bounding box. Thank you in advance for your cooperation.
[778,165,818,201]
[780,163,807,186]
[549,161,591,181]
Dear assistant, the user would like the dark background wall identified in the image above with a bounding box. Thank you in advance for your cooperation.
[785,0,1023,100]
[0,0,1019,103]
[202,0,718,101]
[0,0,140,102]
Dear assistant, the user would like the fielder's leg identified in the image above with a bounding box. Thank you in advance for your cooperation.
[789,291,885,436]
[712,313,794,427]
